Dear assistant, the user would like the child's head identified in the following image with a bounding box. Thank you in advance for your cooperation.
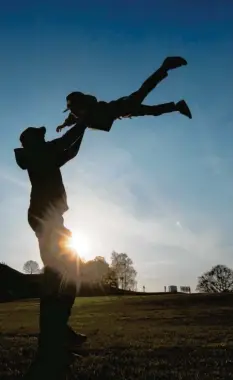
[20,126,46,148]
[64,92,97,117]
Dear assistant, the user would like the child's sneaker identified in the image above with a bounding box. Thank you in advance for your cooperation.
[162,56,187,71]
[176,100,192,119]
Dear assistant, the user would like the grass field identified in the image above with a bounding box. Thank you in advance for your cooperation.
[0,293,233,379]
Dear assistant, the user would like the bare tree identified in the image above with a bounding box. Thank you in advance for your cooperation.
[196,264,233,293]
[110,251,137,290]
[23,260,40,274]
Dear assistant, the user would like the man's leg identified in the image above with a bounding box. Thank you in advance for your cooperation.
[28,212,85,347]
[24,214,80,379]
[130,100,192,119]
[39,265,77,352]
[38,219,80,347]
[24,268,76,380]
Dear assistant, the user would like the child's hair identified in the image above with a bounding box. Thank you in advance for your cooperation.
[64,92,97,112]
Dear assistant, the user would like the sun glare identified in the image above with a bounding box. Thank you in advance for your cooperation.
[67,231,91,260]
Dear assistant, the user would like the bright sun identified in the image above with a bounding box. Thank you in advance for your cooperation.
[67,231,91,260]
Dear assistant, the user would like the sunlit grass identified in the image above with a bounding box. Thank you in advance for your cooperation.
[0,293,233,379]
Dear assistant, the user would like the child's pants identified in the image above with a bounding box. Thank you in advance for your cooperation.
[111,64,169,119]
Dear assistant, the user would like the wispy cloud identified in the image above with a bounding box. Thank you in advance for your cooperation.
[61,143,232,290]
[0,166,28,189]
[1,129,232,291]
[204,154,233,176]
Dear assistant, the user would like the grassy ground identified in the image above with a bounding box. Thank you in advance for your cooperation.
[0,293,233,379]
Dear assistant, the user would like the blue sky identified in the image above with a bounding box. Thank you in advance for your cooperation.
[0,1,233,291]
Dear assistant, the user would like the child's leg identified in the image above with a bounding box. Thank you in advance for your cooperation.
[130,100,192,119]
[127,56,187,105]
[131,103,176,117]
[111,57,187,119]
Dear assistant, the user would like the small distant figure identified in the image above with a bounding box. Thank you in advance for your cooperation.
[56,56,192,134]
[164,286,167,293]
[168,285,178,293]
[180,286,191,293]
[143,285,146,293]
[120,276,124,290]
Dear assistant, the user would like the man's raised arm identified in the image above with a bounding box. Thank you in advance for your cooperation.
[57,130,85,167]
[50,119,87,151]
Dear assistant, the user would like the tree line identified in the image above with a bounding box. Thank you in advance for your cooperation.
[22,251,137,291]
[23,255,233,293]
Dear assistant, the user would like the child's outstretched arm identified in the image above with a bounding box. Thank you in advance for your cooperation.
[56,113,78,132]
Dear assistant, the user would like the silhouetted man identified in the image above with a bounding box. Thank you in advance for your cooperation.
[56,56,192,133]
[14,124,88,379]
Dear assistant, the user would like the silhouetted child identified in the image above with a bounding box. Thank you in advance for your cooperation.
[57,56,192,133]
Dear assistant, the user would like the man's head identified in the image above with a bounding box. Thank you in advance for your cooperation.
[20,126,46,148]
[63,92,97,117]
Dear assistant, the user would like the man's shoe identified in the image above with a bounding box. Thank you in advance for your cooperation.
[67,325,87,348]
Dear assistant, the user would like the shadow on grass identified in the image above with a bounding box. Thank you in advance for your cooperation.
[1,344,233,379]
